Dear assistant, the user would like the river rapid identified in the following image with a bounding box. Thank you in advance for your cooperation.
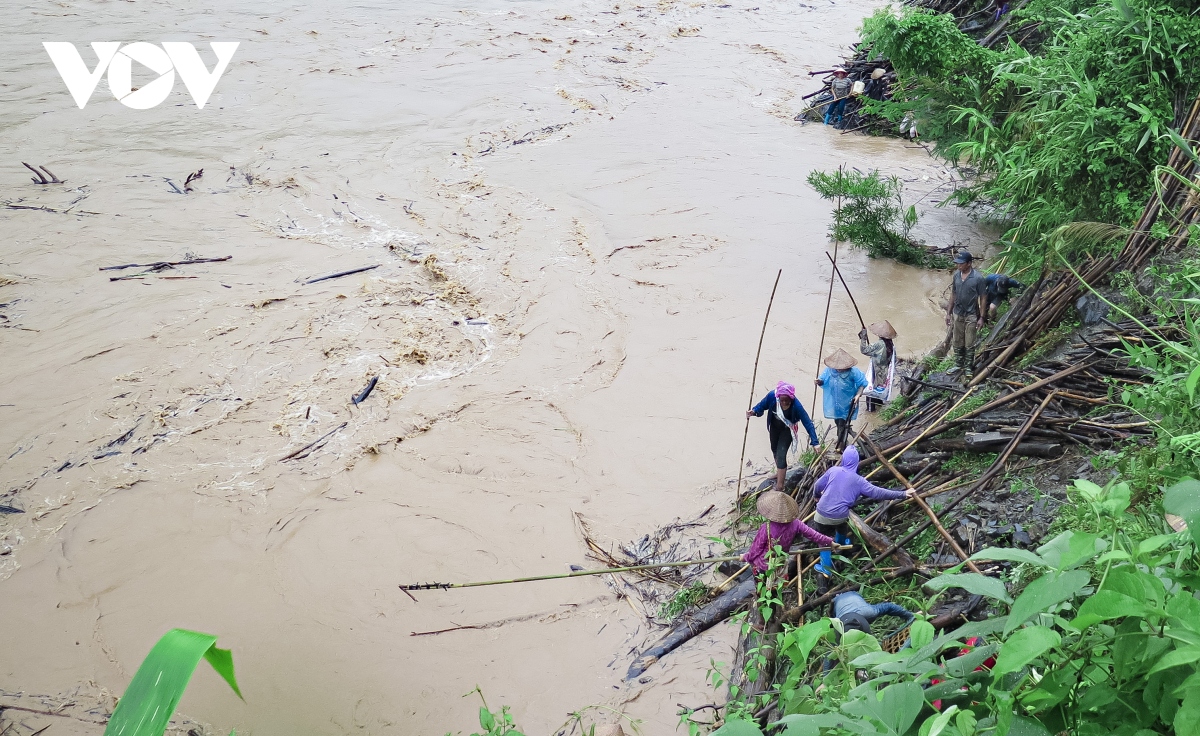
[0,0,988,733]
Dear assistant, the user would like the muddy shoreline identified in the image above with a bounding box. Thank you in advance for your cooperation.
[0,1,994,733]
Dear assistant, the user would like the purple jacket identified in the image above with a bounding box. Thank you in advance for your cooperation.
[813,446,906,521]
[743,520,834,573]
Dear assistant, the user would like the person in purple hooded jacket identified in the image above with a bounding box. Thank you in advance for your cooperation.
[812,445,913,589]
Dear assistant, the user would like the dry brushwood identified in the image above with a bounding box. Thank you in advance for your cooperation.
[183,169,204,192]
[22,162,63,185]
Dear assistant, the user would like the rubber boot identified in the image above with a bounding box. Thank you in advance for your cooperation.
[964,347,976,379]
[816,548,834,576]
[834,532,852,573]
[953,347,967,376]
[824,110,832,125]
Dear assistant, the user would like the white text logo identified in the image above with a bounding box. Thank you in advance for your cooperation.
[43,42,239,109]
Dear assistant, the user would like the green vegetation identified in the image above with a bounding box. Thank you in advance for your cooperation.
[878,394,912,422]
[1088,257,1200,486]
[806,169,950,268]
[944,388,998,422]
[660,580,712,619]
[942,451,998,476]
[104,629,241,736]
[860,0,1200,269]
[712,476,1200,736]
[461,688,526,736]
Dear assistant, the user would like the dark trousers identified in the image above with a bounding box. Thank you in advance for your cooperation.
[835,418,852,450]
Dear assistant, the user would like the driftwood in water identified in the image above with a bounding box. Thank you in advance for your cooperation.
[304,264,380,285]
[352,376,378,405]
[625,576,755,680]
[100,256,232,272]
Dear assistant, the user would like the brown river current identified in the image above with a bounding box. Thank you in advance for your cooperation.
[0,1,991,733]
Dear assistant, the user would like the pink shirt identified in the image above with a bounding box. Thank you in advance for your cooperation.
[742,520,834,573]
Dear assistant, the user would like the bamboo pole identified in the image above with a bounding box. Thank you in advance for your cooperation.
[825,252,867,330]
[796,554,804,607]
[736,269,784,497]
[813,167,844,412]
[711,563,751,595]
[399,549,850,591]
[861,434,981,573]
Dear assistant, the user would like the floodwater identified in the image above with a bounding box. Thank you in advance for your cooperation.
[0,0,988,733]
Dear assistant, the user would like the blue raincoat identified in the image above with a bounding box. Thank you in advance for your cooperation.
[819,366,869,420]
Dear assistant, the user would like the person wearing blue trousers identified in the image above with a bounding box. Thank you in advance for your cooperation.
[824,69,852,126]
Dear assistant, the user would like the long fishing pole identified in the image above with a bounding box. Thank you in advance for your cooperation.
[735,268,783,498]
[824,252,866,330]
[399,547,851,591]
[812,167,844,413]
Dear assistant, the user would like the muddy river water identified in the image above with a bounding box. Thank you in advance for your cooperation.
[0,0,990,733]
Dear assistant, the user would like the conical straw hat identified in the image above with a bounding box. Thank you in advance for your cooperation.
[757,491,799,523]
[594,726,626,736]
[870,320,897,339]
[823,348,857,370]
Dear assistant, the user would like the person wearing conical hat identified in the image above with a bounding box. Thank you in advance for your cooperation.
[860,320,898,412]
[824,69,852,126]
[747,381,820,493]
[814,348,869,450]
[742,491,833,574]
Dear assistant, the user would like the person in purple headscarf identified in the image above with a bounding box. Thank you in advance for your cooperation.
[746,381,820,492]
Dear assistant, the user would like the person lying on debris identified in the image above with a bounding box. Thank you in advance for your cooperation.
[859,320,898,413]
[747,381,820,493]
[815,348,868,450]
[833,590,915,632]
[983,272,1025,323]
[824,69,852,126]
[812,446,913,592]
[742,491,834,574]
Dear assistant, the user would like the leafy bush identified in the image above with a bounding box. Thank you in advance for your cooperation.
[807,169,948,268]
[712,476,1200,736]
[859,0,1200,265]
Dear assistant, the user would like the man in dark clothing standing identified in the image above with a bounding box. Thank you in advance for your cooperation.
[946,250,986,378]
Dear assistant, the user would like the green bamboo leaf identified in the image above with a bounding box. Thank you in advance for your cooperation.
[1148,645,1200,675]
[1186,365,1200,401]
[105,629,242,736]
[1005,570,1090,634]
[1069,589,1146,629]
[909,620,935,650]
[1165,479,1200,550]
[924,573,1013,603]
[969,547,1047,568]
[918,705,958,736]
[1036,531,1106,570]
[992,626,1061,681]
[712,719,765,736]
